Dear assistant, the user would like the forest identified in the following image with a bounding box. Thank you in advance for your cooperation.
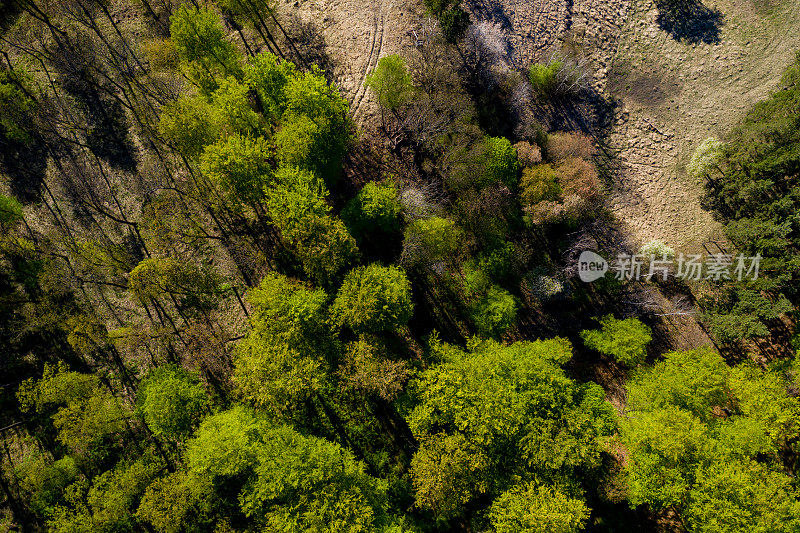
[0,0,798,531]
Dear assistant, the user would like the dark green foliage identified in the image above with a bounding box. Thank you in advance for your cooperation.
[439,7,470,43]
[342,181,402,239]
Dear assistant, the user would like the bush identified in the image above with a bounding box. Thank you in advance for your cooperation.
[557,157,602,204]
[687,137,725,180]
[547,132,595,162]
[331,264,414,333]
[365,54,413,110]
[513,141,542,167]
[528,57,587,99]
[520,164,561,206]
[483,136,520,188]
[528,62,559,97]
[639,239,676,260]
[440,7,470,43]
[524,273,566,302]
[580,315,652,366]
[471,285,518,337]
[342,181,401,238]
[402,217,463,265]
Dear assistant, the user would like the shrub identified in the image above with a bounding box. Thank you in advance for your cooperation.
[520,164,561,206]
[513,141,542,167]
[342,181,401,238]
[639,239,676,260]
[524,273,566,302]
[528,56,587,99]
[557,157,602,204]
[547,132,595,162]
[528,62,560,97]
[580,315,652,366]
[471,285,518,337]
[365,54,413,110]
[483,136,520,188]
[440,7,470,43]
[402,217,463,265]
[687,137,725,180]
[331,264,414,333]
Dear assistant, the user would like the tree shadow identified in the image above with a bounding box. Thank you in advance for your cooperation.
[655,0,724,45]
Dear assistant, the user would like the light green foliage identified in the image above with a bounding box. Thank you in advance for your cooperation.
[470,285,518,338]
[409,432,489,519]
[169,5,242,94]
[200,134,273,205]
[684,460,800,533]
[15,451,80,518]
[234,334,326,413]
[239,425,388,531]
[17,364,130,454]
[402,217,463,265]
[342,181,402,238]
[247,271,328,346]
[266,166,359,286]
[365,54,413,110]
[278,66,351,183]
[137,471,212,533]
[331,264,414,333]
[187,408,389,531]
[186,406,271,480]
[489,482,590,533]
[483,136,520,188]
[340,335,411,400]
[84,456,162,530]
[0,193,23,229]
[528,62,560,96]
[580,315,652,366]
[211,77,261,136]
[158,95,221,158]
[520,164,561,206]
[639,239,676,260]
[244,52,297,120]
[136,366,209,439]
[409,337,616,518]
[621,348,800,527]
[627,348,730,420]
[687,137,725,180]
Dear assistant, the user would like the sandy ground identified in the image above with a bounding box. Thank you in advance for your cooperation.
[605,0,800,253]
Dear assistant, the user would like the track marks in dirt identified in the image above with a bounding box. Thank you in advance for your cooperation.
[349,0,385,120]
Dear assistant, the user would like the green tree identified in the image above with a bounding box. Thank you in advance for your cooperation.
[136,366,210,440]
[365,54,413,110]
[211,76,262,136]
[483,136,520,188]
[158,95,222,158]
[200,134,273,205]
[489,482,590,533]
[244,52,297,120]
[408,337,616,520]
[169,5,242,94]
[470,285,518,338]
[266,166,359,286]
[331,264,414,333]
[580,315,652,366]
[342,181,402,239]
[402,217,463,266]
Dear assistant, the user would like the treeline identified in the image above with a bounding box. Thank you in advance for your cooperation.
[0,0,799,531]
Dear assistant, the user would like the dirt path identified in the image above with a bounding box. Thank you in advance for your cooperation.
[277,0,418,125]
